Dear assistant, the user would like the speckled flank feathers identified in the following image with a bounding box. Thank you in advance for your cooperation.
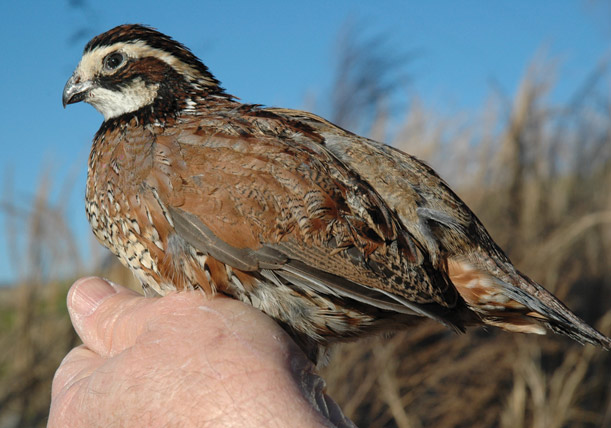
[63,24,611,361]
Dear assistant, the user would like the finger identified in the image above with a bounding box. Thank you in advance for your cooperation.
[48,344,107,428]
[66,277,207,357]
[67,277,150,356]
[51,345,102,400]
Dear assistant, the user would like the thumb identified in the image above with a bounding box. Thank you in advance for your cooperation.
[67,277,152,357]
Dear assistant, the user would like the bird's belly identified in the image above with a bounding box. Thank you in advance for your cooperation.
[85,188,171,294]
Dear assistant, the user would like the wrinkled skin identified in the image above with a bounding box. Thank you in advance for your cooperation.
[49,277,353,428]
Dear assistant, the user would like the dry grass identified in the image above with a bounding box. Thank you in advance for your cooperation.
[0,37,609,427]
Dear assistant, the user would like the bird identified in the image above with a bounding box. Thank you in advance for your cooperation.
[63,24,610,362]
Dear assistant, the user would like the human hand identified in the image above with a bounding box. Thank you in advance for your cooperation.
[48,277,354,427]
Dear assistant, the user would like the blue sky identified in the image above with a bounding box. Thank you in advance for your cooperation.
[0,1,609,284]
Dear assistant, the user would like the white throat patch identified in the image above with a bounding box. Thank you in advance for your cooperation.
[88,78,160,120]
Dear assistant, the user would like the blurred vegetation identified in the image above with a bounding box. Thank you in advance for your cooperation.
[1,26,610,428]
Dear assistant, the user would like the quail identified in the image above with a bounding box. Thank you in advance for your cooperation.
[63,24,611,361]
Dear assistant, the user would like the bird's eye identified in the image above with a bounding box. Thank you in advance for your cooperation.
[103,52,125,71]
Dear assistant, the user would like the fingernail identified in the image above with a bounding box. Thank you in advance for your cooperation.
[71,278,118,317]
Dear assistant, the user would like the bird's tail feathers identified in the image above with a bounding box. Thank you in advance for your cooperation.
[448,258,611,349]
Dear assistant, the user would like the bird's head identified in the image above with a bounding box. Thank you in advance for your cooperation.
[62,24,225,121]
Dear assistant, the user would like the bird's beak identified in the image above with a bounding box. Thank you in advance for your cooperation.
[62,73,93,108]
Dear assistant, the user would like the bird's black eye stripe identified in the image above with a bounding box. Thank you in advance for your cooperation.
[103,52,125,71]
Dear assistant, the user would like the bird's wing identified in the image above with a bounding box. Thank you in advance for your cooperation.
[266,107,611,349]
[151,112,475,331]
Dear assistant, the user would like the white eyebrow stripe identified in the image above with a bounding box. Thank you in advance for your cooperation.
[76,41,216,87]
